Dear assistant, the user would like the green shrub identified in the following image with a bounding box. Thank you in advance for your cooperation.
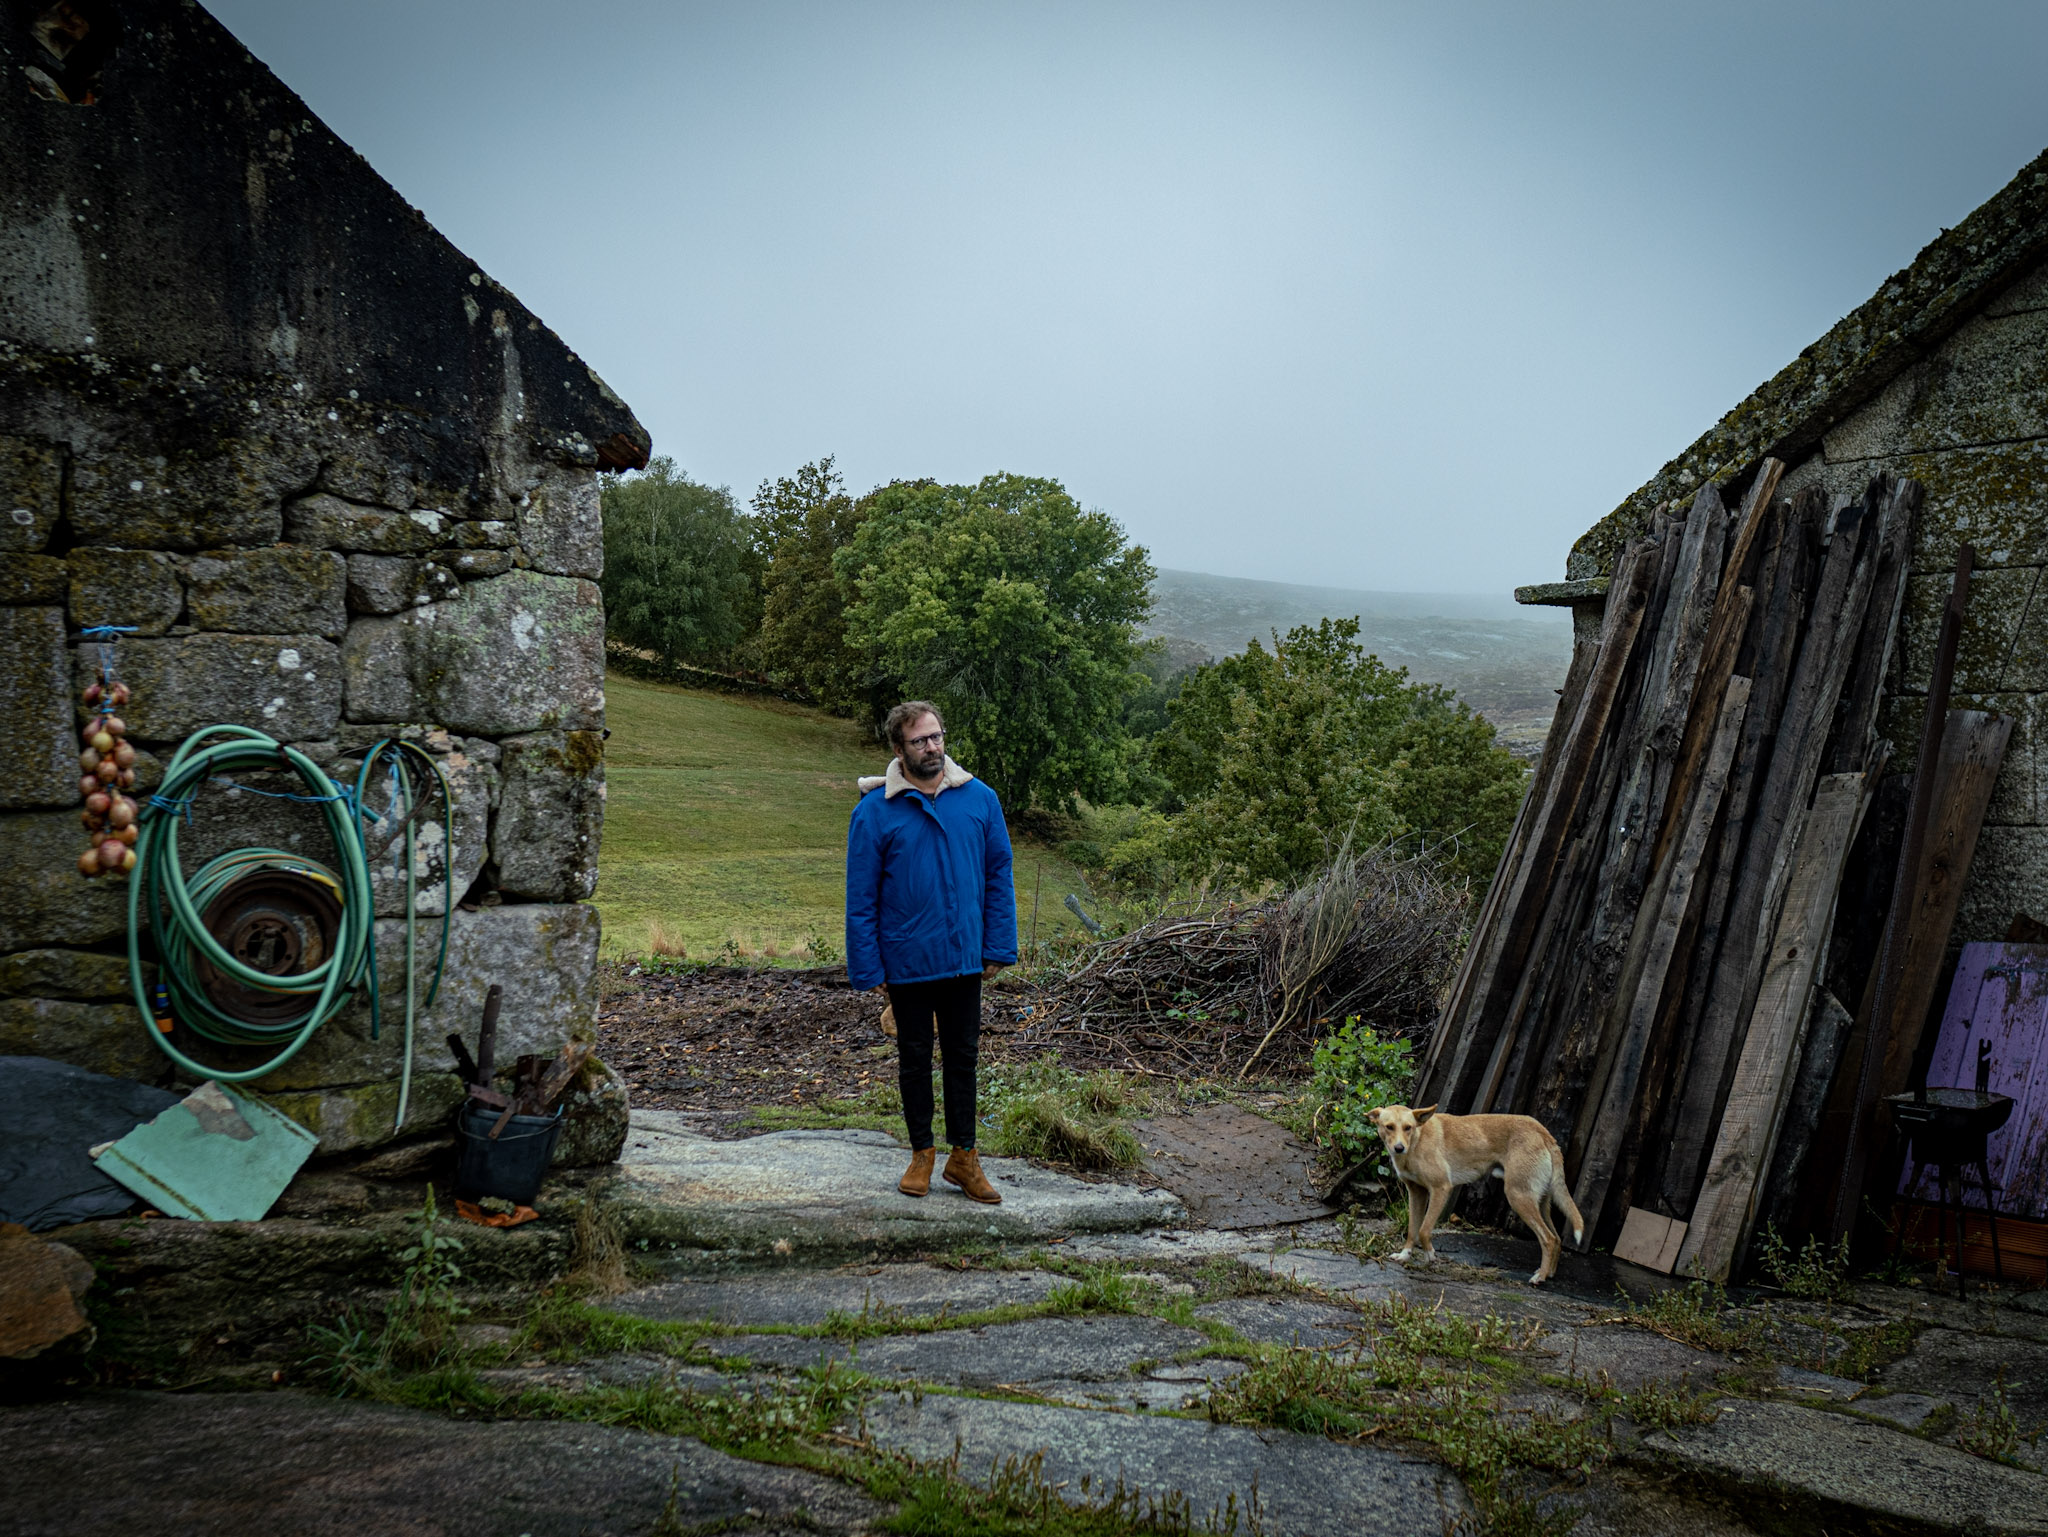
[1308,1019,1415,1168]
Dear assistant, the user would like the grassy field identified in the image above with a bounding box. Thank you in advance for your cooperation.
[595,671,1097,960]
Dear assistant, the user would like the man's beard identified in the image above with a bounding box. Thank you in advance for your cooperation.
[907,748,944,778]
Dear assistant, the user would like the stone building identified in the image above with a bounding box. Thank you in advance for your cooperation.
[0,0,648,1150]
[1520,147,2048,947]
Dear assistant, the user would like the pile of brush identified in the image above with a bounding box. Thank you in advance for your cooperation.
[1019,841,1466,1078]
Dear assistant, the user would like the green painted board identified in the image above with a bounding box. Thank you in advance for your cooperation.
[93,1080,318,1221]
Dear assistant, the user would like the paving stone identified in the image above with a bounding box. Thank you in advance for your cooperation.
[1852,1392,1950,1430]
[707,1313,1205,1388]
[1875,1325,2048,1430]
[1772,1364,1868,1402]
[0,809,130,950]
[1645,1397,2048,1536]
[1542,1325,1731,1392]
[1237,1247,1597,1331]
[1,1388,881,1536]
[76,632,343,745]
[604,1115,1184,1261]
[2017,1290,2048,1317]
[0,553,66,604]
[0,607,75,809]
[858,1391,1472,1537]
[612,1262,1066,1327]
[341,570,604,735]
[475,1354,725,1395]
[1195,1295,1363,1349]
[186,547,348,638]
[345,554,458,614]
[493,729,603,901]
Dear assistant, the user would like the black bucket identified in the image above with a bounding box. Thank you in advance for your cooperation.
[454,1102,565,1205]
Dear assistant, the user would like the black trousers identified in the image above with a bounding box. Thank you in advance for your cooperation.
[888,972,982,1151]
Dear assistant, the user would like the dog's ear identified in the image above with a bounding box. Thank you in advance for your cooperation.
[1413,1104,1439,1123]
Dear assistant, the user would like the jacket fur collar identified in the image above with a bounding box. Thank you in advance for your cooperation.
[858,755,975,799]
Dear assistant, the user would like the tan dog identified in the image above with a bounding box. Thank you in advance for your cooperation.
[1371,1105,1585,1284]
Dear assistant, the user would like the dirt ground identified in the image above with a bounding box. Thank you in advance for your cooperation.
[595,964,1044,1135]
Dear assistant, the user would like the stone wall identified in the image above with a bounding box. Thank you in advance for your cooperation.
[1771,252,2048,946]
[0,0,646,1150]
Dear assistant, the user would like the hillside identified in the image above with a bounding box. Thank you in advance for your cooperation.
[596,672,1095,959]
[1148,568,1572,753]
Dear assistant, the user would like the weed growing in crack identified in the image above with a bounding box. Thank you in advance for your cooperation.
[1753,1226,1853,1304]
[303,1190,472,1392]
[1204,1300,1599,1536]
[1955,1369,2045,1466]
[882,1445,1266,1536]
[1045,1265,1154,1315]
[1611,1281,1761,1356]
[1828,1317,1922,1382]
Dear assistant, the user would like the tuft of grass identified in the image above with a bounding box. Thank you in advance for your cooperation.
[979,1058,1150,1173]
[565,1202,631,1296]
[1043,1266,1153,1315]
[1829,1317,1922,1382]
[1612,1281,1761,1356]
[881,1445,1268,1536]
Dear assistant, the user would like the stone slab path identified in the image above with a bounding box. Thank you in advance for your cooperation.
[858,1390,1471,1537]
[0,1388,881,1537]
[26,1112,2048,1537]
[602,1115,1184,1260]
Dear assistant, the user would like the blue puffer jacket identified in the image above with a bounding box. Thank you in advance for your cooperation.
[845,756,1018,989]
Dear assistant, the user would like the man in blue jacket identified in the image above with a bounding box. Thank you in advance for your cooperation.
[846,700,1018,1204]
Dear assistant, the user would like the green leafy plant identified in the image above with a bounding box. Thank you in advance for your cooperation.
[1308,1019,1416,1169]
[1753,1226,1853,1303]
[304,1190,471,1393]
[1955,1369,2043,1465]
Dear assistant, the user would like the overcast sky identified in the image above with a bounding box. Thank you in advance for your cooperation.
[209,2,2048,595]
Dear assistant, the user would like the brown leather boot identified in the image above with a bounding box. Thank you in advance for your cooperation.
[942,1147,1002,1204]
[899,1147,935,1197]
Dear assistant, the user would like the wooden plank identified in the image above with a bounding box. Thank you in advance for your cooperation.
[1661,489,1887,1211]
[1756,987,1857,1241]
[1558,508,1723,1166]
[1829,540,1977,1240]
[1614,1207,1689,1273]
[1427,539,1659,1111]
[1873,709,2015,1099]
[1572,675,1752,1241]
[1650,460,1782,865]
[1899,942,2048,1221]
[1419,634,1596,1091]
[1826,479,1917,774]
[1677,771,1867,1281]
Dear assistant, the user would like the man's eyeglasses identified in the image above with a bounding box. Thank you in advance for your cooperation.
[905,730,945,750]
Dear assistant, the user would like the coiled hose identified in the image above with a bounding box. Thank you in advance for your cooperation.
[129,725,453,1128]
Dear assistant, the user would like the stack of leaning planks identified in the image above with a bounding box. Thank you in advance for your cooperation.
[1418,461,1923,1280]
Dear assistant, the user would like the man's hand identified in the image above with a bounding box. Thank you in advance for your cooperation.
[981,962,1007,981]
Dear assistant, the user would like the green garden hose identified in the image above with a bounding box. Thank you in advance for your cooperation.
[130,726,454,1129]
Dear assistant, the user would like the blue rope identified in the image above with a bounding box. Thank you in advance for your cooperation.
[147,793,196,824]
[206,776,378,821]
[76,625,138,638]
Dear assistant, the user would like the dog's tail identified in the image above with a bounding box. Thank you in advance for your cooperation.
[1547,1143,1586,1247]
